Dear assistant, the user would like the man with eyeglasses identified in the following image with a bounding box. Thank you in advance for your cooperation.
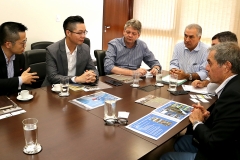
[104,19,161,76]
[42,15,98,86]
[0,22,39,96]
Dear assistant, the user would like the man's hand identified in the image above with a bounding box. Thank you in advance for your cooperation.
[170,68,187,80]
[21,67,39,84]
[136,68,147,76]
[149,66,160,76]
[192,80,205,88]
[191,103,210,122]
[192,80,210,88]
[189,108,205,123]
[75,70,96,83]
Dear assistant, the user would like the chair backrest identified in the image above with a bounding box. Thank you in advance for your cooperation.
[31,41,53,50]
[23,49,46,88]
[83,38,90,48]
[94,50,106,76]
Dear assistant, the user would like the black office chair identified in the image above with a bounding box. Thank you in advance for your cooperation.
[83,37,90,48]
[31,41,53,50]
[94,50,106,76]
[23,49,47,88]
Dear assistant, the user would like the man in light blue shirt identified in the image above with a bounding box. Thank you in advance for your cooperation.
[104,19,161,76]
[170,24,209,80]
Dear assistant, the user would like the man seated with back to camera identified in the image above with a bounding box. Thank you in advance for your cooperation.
[42,15,98,87]
[161,42,240,160]
[191,31,238,94]
[169,24,209,81]
[104,19,161,77]
[0,22,39,96]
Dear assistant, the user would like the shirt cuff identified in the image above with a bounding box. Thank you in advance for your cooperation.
[18,76,23,89]
[71,76,76,83]
[193,121,203,130]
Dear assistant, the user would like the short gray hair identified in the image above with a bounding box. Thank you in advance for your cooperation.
[124,19,142,34]
[208,42,240,74]
[185,24,202,37]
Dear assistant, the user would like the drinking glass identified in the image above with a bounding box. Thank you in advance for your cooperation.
[60,77,69,96]
[131,70,139,87]
[168,73,178,91]
[22,118,42,154]
[104,98,117,120]
[155,70,163,86]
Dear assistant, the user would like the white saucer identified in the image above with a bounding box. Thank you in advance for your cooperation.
[51,88,61,93]
[130,84,139,88]
[59,92,70,97]
[155,83,164,87]
[17,94,33,101]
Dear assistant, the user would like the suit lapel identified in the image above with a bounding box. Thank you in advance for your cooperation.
[0,48,8,78]
[59,39,68,76]
[76,45,83,75]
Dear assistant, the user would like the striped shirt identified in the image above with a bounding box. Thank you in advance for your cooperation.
[104,37,161,74]
[170,41,209,80]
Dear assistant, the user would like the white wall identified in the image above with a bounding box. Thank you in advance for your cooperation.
[0,0,103,59]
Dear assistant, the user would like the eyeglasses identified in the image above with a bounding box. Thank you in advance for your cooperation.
[104,118,128,126]
[68,30,88,36]
[7,38,27,47]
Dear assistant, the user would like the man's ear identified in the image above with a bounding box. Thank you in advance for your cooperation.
[5,41,12,49]
[224,61,232,72]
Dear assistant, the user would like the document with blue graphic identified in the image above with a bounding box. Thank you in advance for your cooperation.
[126,101,193,140]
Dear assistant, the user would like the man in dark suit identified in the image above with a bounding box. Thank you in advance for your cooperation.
[161,42,240,160]
[0,22,38,96]
[42,15,98,86]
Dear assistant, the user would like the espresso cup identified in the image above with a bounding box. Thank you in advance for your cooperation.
[52,84,61,91]
[18,90,30,99]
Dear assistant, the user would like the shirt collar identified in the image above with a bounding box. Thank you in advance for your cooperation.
[1,47,15,63]
[184,42,201,52]
[65,39,77,55]
[121,37,138,47]
[215,74,237,98]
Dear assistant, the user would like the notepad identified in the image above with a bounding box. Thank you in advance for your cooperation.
[162,75,187,86]
[0,96,13,110]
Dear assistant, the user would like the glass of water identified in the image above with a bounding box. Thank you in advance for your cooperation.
[168,73,178,91]
[22,118,42,154]
[155,70,163,86]
[60,77,69,96]
[104,98,117,120]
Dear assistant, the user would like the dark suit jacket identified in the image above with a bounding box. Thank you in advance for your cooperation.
[42,38,98,87]
[0,48,25,96]
[194,75,240,160]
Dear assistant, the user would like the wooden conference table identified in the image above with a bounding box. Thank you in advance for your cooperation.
[0,74,217,160]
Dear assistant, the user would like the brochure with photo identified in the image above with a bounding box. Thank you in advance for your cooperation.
[70,91,121,110]
[126,101,193,140]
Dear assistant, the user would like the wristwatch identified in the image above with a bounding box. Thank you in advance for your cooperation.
[189,73,192,81]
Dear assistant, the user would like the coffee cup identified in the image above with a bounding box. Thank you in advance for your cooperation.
[18,90,30,99]
[52,84,61,91]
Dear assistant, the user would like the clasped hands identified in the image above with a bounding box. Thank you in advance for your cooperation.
[75,70,96,83]
[136,66,160,76]
[189,103,210,123]
[169,68,187,80]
